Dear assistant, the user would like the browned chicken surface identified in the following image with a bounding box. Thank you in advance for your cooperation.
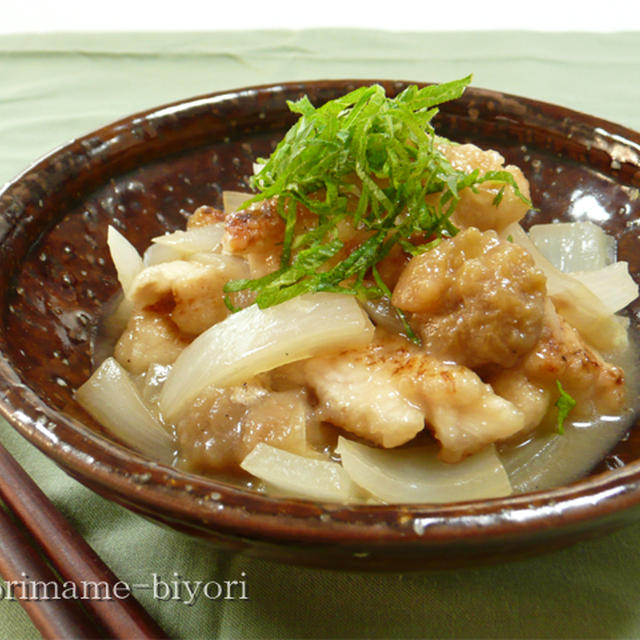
[111,141,628,474]
[392,227,547,369]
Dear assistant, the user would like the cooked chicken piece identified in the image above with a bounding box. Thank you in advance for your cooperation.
[186,204,226,229]
[282,331,525,463]
[392,227,547,368]
[223,198,289,255]
[301,354,426,449]
[435,141,531,232]
[175,382,316,473]
[490,370,552,434]
[128,259,245,335]
[217,195,377,279]
[114,310,188,375]
[524,300,625,415]
[489,299,626,428]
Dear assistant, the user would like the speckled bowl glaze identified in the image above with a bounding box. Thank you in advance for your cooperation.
[1,80,640,570]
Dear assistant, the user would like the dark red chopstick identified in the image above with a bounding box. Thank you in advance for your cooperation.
[0,505,103,639]
[0,441,169,639]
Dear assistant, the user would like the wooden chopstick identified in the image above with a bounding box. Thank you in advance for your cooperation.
[0,504,103,639]
[0,441,169,639]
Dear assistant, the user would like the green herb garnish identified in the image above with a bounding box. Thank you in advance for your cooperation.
[555,380,577,434]
[224,76,530,328]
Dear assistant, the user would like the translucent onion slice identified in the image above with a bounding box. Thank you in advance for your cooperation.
[140,363,172,410]
[107,226,143,297]
[336,437,512,504]
[528,221,616,272]
[159,293,374,420]
[240,443,365,503]
[503,223,629,353]
[143,242,183,267]
[93,295,133,366]
[569,262,638,315]
[361,298,404,335]
[499,432,564,493]
[187,252,250,280]
[499,410,633,494]
[222,190,252,213]
[76,357,175,464]
[151,224,224,256]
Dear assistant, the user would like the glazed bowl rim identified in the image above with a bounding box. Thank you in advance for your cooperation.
[1,78,640,550]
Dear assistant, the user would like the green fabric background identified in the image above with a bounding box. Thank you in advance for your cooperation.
[1,30,640,639]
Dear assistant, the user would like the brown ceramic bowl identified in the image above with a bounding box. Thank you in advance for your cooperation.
[1,80,640,570]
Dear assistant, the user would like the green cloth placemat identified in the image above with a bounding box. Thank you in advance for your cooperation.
[1,29,640,639]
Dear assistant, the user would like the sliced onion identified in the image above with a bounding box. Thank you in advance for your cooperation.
[151,224,224,256]
[240,443,365,503]
[569,262,638,315]
[222,190,252,213]
[140,363,172,409]
[187,252,250,279]
[93,295,133,366]
[361,298,404,334]
[159,293,374,421]
[143,242,184,266]
[500,415,633,494]
[528,221,616,272]
[76,357,175,464]
[107,226,143,298]
[336,437,512,504]
[503,223,629,353]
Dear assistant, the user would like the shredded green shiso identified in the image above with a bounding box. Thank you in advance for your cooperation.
[555,380,577,435]
[224,76,530,335]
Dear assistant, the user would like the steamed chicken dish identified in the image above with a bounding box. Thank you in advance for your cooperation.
[77,77,639,504]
